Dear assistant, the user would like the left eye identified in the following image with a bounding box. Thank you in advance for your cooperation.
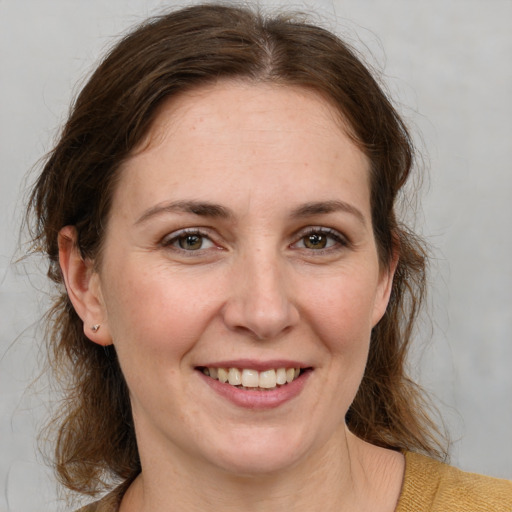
[302,232,330,249]
[293,229,344,250]
[164,231,215,251]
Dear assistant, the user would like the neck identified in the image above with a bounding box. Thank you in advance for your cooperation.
[121,427,404,512]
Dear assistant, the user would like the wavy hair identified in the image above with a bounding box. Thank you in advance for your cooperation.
[27,3,446,497]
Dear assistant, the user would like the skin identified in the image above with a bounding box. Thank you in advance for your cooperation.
[59,82,404,511]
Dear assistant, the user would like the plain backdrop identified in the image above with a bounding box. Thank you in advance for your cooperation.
[1,0,511,510]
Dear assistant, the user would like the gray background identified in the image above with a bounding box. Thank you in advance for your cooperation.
[1,0,511,510]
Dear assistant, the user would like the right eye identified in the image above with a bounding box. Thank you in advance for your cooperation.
[162,229,216,251]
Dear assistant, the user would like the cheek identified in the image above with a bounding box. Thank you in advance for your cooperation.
[302,271,380,348]
[101,259,220,367]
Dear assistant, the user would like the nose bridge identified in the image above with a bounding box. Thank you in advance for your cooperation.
[223,242,299,340]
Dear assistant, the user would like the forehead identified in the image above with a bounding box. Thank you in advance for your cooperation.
[115,81,370,218]
[146,81,347,142]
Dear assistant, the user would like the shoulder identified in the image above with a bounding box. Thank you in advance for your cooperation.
[396,451,512,512]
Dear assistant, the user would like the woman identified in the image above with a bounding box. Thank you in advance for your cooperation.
[27,4,511,511]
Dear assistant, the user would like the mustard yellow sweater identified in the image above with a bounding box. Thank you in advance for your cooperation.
[79,452,512,511]
[396,452,512,511]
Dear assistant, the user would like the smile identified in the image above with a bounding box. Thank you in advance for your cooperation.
[199,367,304,390]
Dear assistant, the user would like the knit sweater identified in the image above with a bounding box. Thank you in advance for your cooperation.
[396,452,512,511]
[78,452,512,511]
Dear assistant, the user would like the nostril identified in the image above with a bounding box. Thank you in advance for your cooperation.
[222,302,300,341]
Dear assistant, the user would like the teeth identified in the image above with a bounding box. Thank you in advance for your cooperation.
[276,368,287,385]
[259,369,276,388]
[241,369,259,387]
[218,368,228,383]
[228,368,242,386]
[203,366,303,390]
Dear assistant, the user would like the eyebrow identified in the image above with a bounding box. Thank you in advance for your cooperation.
[135,200,233,224]
[289,200,366,226]
[135,199,366,226]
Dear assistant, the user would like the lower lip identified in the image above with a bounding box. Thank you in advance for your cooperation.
[198,370,311,410]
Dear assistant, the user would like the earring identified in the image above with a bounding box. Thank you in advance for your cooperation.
[91,324,101,333]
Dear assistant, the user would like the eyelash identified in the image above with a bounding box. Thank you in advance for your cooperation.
[161,228,217,253]
[291,227,349,253]
[160,226,349,255]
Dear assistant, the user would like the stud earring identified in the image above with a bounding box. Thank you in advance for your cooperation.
[91,324,101,333]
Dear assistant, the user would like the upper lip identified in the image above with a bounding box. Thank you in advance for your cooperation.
[196,359,310,372]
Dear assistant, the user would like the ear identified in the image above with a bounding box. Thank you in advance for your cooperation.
[58,226,112,346]
[371,241,399,327]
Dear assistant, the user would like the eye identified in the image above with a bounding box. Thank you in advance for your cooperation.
[302,232,331,250]
[162,229,216,251]
[292,227,347,251]
[178,233,206,250]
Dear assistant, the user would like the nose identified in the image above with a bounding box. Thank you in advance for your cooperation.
[222,250,300,340]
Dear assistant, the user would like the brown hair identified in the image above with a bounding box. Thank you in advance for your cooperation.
[27,3,446,497]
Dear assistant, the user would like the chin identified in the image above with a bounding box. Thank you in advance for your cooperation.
[201,426,319,477]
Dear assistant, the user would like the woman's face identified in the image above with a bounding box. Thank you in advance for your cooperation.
[92,82,394,475]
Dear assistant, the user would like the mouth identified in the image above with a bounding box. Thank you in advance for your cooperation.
[196,366,310,391]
